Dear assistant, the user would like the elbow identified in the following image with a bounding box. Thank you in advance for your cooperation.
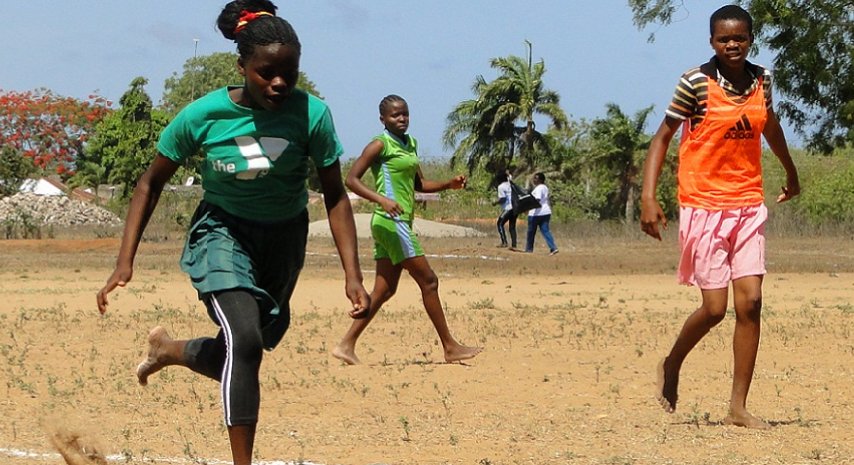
[344,176,357,192]
[133,174,160,198]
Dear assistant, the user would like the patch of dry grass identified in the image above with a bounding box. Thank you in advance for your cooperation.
[0,234,851,465]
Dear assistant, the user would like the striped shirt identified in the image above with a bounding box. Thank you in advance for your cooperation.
[665,57,773,130]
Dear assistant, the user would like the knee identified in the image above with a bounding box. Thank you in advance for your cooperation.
[376,285,398,305]
[702,304,727,327]
[419,270,440,294]
[230,329,264,367]
[736,293,763,322]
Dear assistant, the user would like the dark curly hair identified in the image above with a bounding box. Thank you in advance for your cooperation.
[710,5,753,38]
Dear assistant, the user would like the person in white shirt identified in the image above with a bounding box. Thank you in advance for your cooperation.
[493,170,517,248]
[525,172,558,255]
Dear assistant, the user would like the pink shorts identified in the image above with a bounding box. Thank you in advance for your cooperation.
[677,204,767,289]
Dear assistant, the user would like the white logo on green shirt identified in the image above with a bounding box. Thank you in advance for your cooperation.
[227,136,290,180]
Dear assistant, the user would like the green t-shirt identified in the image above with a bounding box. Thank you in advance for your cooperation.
[371,132,419,222]
[158,87,343,221]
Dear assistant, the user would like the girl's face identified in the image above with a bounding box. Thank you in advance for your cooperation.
[238,43,300,110]
[710,19,752,71]
[380,100,410,137]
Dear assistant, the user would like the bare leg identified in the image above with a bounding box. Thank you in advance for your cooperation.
[227,424,256,465]
[657,288,728,413]
[333,259,402,365]
[403,256,481,363]
[723,275,770,429]
[137,326,188,386]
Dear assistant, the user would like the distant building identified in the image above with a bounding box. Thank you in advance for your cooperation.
[19,177,66,196]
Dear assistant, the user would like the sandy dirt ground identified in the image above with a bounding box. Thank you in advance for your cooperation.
[0,232,851,465]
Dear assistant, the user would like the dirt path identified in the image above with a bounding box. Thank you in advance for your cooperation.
[0,237,851,465]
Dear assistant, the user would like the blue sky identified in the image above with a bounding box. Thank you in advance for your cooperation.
[2,1,800,158]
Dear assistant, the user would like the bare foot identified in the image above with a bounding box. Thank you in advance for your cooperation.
[723,411,771,430]
[656,358,679,413]
[332,345,361,365]
[444,344,482,363]
[136,326,173,386]
[48,426,108,465]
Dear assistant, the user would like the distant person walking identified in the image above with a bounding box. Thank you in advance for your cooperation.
[332,94,482,365]
[494,169,518,249]
[640,5,799,429]
[96,2,369,464]
[525,172,558,255]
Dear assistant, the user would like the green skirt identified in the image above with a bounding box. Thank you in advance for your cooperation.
[181,201,308,349]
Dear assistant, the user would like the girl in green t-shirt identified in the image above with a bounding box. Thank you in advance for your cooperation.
[96,2,369,464]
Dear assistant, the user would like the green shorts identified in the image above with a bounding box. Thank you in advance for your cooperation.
[371,213,424,265]
[180,201,307,349]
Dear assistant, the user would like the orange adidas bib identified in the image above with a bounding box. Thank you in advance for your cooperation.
[677,76,767,209]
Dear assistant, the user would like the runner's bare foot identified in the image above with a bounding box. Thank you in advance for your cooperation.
[444,344,482,363]
[332,345,361,365]
[723,411,771,430]
[137,326,173,386]
[656,358,679,413]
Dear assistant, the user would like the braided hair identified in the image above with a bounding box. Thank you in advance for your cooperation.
[378,94,406,116]
[217,0,301,59]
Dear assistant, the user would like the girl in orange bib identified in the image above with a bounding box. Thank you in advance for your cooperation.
[639,5,800,429]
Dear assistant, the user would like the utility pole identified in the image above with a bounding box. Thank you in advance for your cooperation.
[524,39,532,69]
[190,38,200,101]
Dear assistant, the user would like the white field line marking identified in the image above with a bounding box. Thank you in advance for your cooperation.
[0,446,331,465]
[307,252,508,261]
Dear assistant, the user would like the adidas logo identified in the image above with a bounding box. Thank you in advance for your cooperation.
[724,115,756,140]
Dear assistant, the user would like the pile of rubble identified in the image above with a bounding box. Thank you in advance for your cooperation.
[0,193,123,227]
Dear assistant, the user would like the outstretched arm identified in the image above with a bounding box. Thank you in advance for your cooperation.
[415,167,466,193]
[640,117,681,240]
[763,108,800,203]
[319,159,370,319]
[97,154,178,314]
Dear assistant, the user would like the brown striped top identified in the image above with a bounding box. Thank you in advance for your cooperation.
[665,57,773,130]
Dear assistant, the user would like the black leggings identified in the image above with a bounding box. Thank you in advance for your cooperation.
[497,209,518,247]
[184,289,263,426]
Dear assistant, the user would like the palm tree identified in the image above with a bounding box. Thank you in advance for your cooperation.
[585,103,653,221]
[443,42,568,174]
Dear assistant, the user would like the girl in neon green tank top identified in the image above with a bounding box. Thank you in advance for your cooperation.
[333,95,482,365]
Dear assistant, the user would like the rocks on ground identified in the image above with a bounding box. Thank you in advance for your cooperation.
[0,193,122,228]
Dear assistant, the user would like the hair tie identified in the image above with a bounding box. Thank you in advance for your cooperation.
[234,10,274,35]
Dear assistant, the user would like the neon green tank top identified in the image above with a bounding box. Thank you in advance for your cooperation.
[371,132,419,222]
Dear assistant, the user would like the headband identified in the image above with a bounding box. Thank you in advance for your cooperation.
[234,10,274,35]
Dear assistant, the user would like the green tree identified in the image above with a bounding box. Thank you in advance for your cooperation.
[65,160,106,199]
[79,77,169,198]
[443,76,515,174]
[443,42,568,174]
[629,0,854,152]
[584,104,653,221]
[0,146,36,197]
[161,51,321,113]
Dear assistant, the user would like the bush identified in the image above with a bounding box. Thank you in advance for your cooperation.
[794,160,854,225]
[764,147,854,233]
[2,207,43,239]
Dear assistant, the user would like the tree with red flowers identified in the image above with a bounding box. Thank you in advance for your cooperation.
[0,88,111,178]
